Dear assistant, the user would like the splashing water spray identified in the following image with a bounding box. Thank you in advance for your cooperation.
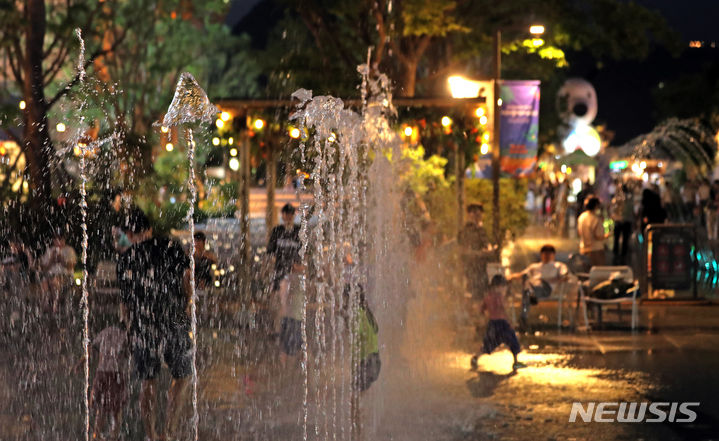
[289,50,408,440]
[159,72,218,441]
[72,28,121,441]
[74,27,91,441]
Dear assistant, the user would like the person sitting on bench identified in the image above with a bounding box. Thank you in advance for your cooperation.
[508,244,568,330]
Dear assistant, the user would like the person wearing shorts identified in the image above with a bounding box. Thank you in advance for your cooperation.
[89,315,129,441]
[278,256,305,368]
[471,275,524,371]
[118,209,192,441]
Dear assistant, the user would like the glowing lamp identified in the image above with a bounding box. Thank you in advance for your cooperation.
[215,119,224,129]
[289,128,301,139]
[441,116,452,127]
[529,25,545,35]
[404,126,413,137]
[212,137,220,146]
[220,111,231,122]
[253,118,264,130]
[448,75,481,98]
[165,143,174,152]
[229,158,240,171]
[56,123,66,133]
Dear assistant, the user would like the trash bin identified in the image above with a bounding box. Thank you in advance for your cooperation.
[643,224,697,299]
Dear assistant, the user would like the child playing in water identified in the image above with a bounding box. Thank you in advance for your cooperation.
[471,274,525,371]
[88,312,129,441]
[278,255,305,368]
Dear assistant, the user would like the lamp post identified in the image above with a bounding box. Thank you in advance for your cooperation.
[492,24,545,253]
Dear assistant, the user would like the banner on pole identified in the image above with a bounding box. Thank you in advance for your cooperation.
[499,80,540,177]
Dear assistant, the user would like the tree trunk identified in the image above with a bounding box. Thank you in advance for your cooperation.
[23,0,53,206]
[399,59,418,97]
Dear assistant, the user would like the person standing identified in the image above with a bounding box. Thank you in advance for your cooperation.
[267,203,301,334]
[40,232,77,314]
[610,184,634,264]
[458,203,492,300]
[577,197,607,267]
[117,209,192,441]
[639,188,667,233]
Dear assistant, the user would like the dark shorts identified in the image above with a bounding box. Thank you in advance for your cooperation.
[279,317,303,355]
[131,322,193,380]
[355,352,381,392]
[528,280,552,299]
[482,319,521,356]
[92,371,127,413]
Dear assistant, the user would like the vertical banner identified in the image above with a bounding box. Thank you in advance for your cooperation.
[499,80,540,177]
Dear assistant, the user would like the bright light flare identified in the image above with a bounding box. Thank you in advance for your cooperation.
[220,111,232,122]
[253,118,265,130]
[56,123,66,132]
[530,25,545,35]
[165,143,174,152]
[441,116,452,127]
[403,126,413,137]
[448,75,481,98]
[479,115,489,126]
[475,107,485,118]
[289,127,301,139]
[215,119,224,129]
[212,137,220,146]
[229,157,240,171]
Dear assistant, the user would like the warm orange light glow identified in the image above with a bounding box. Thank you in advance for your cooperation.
[529,25,545,35]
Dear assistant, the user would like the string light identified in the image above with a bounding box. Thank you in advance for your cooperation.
[18,101,26,110]
[404,126,413,137]
[56,123,66,132]
[212,137,220,146]
[441,116,452,127]
[165,142,174,152]
[253,118,264,130]
[220,111,231,122]
[289,127,301,139]
[216,119,224,129]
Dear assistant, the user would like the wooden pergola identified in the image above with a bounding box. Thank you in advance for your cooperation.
[214,96,485,291]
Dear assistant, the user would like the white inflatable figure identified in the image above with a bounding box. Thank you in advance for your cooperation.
[557,78,598,126]
[557,78,602,156]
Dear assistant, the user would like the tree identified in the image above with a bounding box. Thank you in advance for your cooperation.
[0,0,123,204]
[0,0,259,205]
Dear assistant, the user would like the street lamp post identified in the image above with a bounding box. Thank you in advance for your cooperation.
[492,30,502,253]
[492,24,545,254]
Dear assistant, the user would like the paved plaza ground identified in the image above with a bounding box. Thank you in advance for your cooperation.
[2,225,718,441]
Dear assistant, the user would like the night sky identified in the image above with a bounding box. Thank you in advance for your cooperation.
[570,0,719,144]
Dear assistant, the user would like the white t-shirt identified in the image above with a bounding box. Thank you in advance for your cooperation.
[522,261,568,293]
[93,326,127,373]
[577,211,605,253]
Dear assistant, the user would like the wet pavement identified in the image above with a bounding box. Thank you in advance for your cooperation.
[3,289,719,441]
[2,224,719,440]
